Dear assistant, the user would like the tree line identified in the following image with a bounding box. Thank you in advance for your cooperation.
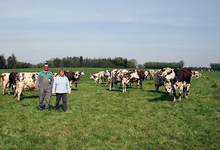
[0,53,218,70]
[210,63,220,71]
[0,54,137,69]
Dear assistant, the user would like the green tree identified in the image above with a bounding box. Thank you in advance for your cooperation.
[53,57,61,67]
[79,56,83,67]
[126,61,136,68]
[0,54,6,69]
[115,57,125,68]
[129,59,138,68]
[7,53,17,69]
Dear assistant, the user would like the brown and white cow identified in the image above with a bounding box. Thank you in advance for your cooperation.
[121,71,140,92]
[191,71,202,79]
[153,69,173,94]
[109,69,127,91]
[65,71,84,90]
[162,67,192,103]
[14,72,39,101]
[128,70,149,89]
[1,73,10,95]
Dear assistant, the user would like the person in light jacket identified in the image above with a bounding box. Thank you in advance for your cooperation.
[52,68,71,112]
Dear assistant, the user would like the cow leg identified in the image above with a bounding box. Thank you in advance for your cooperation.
[16,89,22,101]
[8,84,11,95]
[109,79,112,91]
[136,80,139,89]
[185,84,191,99]
[69,81,73,87]
[75,82,78,91]
[140,80,143,89]
[183,87,186,98]
[179,84,184,103]
[122,82,126,93]
[172,84,176,103]
[2,83,6,95]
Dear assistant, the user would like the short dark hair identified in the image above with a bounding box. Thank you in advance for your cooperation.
[43,63,49,66]
[60,68,65,72]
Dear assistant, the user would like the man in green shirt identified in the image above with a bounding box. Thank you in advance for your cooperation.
[35,63,54,111]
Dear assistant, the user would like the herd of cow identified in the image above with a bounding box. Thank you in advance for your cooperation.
[90,68,202,102]
[1,68,202,103]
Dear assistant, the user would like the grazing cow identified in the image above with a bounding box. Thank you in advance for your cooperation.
[90,71,105,84]
[109,69,127,91]
[65,71,84,90]
[153,69,173,94]
[14,72,39,101]
[1,73,10,95]
[162,67,192,103]
[109,69,148,92]
[104,70,111,84]
[121,71,140,92]
[191,71,202,79]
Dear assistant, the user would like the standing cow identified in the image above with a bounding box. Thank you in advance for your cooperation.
[14,72,39,101]
[1,73,10,95]
[161,67,192,103]
[65,71,84,90]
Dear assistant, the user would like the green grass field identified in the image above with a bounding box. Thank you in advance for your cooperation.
[0,68,220,149]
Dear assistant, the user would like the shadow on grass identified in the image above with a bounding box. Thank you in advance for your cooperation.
[17,95,39,101]
[147,90,173,102]
[35,104,56,111]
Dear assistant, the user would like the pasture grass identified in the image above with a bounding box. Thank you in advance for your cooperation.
[0,68,220,149]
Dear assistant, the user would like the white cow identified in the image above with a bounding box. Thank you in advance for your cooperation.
[1,73,10,95]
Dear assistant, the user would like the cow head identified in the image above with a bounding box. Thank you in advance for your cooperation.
[144,71,149,80]
[164,81,172,94]
[161,67,175,81]
[122,73,132,85]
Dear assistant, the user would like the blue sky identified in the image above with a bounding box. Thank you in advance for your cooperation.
[0,0,220,67]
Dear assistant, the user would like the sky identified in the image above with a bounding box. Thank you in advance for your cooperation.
[0,0,220,67]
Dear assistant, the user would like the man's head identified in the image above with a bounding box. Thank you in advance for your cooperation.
[43,63,49,71]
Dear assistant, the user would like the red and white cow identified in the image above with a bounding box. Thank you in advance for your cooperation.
[109,69,128,91]
[161,67,192,103]
[192,71,202,79]
[128,70,149,89]
[65,70,84,90]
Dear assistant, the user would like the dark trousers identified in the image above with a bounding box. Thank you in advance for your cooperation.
[56,93,67,112]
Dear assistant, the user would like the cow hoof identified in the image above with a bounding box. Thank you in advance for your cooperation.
[173,101,176,103]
